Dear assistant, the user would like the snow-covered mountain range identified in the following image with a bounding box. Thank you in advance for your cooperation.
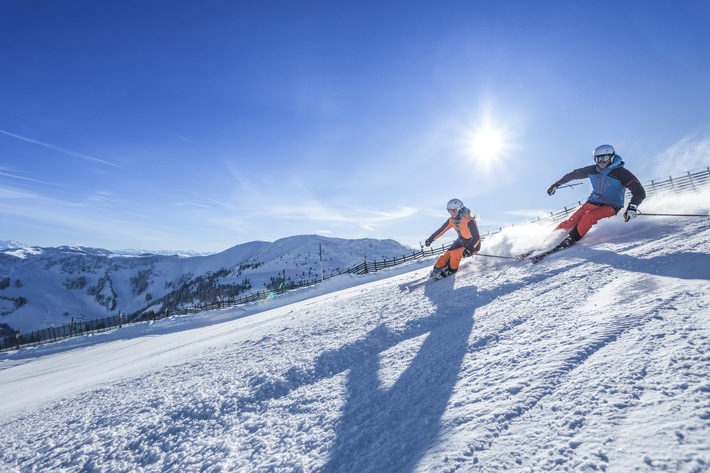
[0,235,414,334]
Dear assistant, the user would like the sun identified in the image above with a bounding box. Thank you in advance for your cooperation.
[456,106,517,172]
[471,126,505,161]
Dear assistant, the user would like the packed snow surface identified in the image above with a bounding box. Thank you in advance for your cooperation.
[1,213,709,472]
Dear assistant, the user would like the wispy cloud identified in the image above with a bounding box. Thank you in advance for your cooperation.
[0,187,36,199]
[171,133,194,144]
[653,131,710,178]
[0,129,122,168]
[0,170,57,186]
[0,184,176,246]
[253,203,418,229]
[505,208,555,219]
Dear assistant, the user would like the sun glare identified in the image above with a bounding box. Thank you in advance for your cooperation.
[471,126,504,161]
[464,119,514,173]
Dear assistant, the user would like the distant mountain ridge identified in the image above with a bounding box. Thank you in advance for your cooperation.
[0,240,212,257]
[0,235,414,334]
[0,240,28,251]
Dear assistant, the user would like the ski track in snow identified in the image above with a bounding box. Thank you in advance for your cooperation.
[0,217,709,472]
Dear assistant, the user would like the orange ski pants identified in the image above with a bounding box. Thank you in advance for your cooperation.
[556,202,617,238]
[435,238,480,271]
[435,247,467,272]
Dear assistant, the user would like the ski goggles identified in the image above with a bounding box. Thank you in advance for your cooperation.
[448,208,460,216]
[594,153,614,164]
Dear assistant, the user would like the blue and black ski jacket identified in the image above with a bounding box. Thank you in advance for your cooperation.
[554,155,646,212]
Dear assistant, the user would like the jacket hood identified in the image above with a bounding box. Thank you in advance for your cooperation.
[599,154,624,171]
[451,206,472,223]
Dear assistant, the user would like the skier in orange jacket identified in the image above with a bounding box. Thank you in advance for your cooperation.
[424,198,481,279]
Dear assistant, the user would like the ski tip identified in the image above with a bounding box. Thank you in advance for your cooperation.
[514,253,544,264]
[514,251,534,262]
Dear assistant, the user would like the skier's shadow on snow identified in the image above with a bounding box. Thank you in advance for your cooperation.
[584,248,710,281]
[321,277,478,473]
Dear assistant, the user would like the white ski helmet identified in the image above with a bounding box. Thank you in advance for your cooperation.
[446,198,465,215]
[593,144,616,164]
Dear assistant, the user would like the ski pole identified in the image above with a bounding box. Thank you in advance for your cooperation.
[639,212,710,217]
[477,253,518,260]
[558,182,584,190]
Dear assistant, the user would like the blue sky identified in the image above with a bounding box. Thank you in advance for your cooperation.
[1,1,709,253]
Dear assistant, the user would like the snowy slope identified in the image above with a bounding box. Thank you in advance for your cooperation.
[0,206,709,472]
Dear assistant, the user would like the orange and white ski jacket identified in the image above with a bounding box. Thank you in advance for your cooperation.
[427,207,481,251]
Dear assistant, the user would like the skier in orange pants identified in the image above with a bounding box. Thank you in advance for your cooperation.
[520,144,646,262]
[424,198,481,279]
[556,202,617,240]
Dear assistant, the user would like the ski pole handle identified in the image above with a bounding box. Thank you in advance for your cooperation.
[557,182,584,190]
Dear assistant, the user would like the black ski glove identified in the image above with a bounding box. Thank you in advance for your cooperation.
[624,204,639,222]
[424,237,433,247]
[547,183,560,196]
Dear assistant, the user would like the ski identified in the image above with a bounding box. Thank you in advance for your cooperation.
[399,271,452,291]
[516,235,577,264]
[514,250,535,262]
[429,274,449,281]
[521,245,568,264]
